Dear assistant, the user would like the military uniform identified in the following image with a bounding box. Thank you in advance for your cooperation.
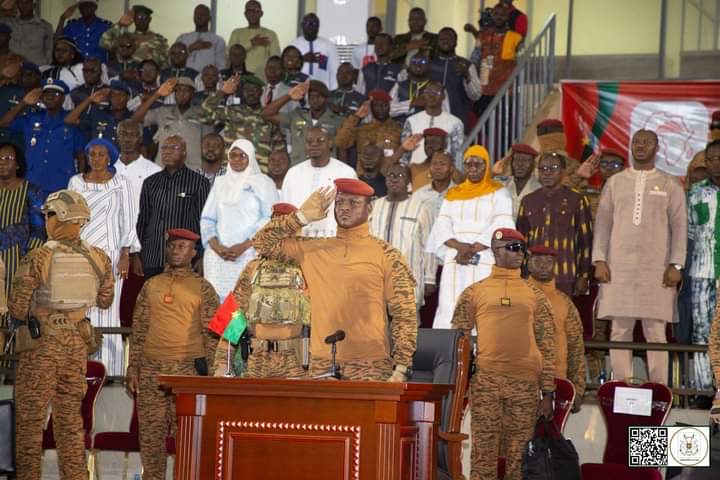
[278,107,344,166]
[100,25,169,68]
[200,92,285,173]
[711,305,720,388]
[10,191,114,480]
[452,232,555,480]
[129,252,219,479]
[335,115,402,167]
[253,182,417,382]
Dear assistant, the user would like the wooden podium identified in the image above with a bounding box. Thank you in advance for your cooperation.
[160,376,451,480]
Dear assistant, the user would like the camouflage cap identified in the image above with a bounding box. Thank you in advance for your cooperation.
[41,190,90,223]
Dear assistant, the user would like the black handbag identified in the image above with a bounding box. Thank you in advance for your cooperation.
[522,418,581,480]
[0,399,15,473]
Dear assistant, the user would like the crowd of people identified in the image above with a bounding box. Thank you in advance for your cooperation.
[0,1,719,479]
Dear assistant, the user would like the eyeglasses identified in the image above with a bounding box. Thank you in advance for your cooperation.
[599,160,624,168]
[504,242,526,253]
[229,150,248,159]
[387,172,407,179]
[0,155,16,162]
[424,90,443,97]
[410,57,428,65]
[538,164,562,172]
[464,160,485,168]
[42,91,63,97]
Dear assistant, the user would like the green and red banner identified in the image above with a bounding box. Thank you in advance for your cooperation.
[561,81,720,176]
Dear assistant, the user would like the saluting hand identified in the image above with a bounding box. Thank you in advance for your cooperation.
[354,100,371,119]
[61,3,77,20]
[577,154,599,179]
[220,74,241,96]
[400,133,423,152]
[22,88,42,106]
[157,79,178,97]
[299,186,336,222]
[90,88,111,104]
[118,11,134,27]
[288,81,309,101]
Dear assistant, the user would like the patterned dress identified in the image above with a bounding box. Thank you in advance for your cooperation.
[0,180,45,359]
[68,174,138,376]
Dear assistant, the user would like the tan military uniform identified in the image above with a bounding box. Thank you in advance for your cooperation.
[128,267,218,479]
[253,214,417,381]
[334,115,403,174]
[213,257,310,378]
[710,303,720,385]
[11,239,113,480]
[452,266,555,480]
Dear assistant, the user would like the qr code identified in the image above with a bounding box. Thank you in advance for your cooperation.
[628,427,668,467]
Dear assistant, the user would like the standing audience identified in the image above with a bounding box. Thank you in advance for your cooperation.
[176,5,226,73]
[228,0,280,82]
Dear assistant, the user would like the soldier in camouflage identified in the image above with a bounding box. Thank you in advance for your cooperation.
[10,190,114,480]
[213,203,310,378]
[99,5,169,68]
[452,228,555,480]
[200,73,285,173]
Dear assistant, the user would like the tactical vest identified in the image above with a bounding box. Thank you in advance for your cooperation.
[33,241,103,311]
[246,259,310,327]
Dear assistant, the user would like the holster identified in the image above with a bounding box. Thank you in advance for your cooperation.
[76,318,102,355]
[13,324,38,354]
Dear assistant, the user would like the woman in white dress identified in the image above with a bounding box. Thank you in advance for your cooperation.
[426,145,515,328]
[68,138,138,376]
[200,139,278,301]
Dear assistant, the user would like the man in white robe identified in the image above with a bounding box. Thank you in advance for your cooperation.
[280,126,357,237]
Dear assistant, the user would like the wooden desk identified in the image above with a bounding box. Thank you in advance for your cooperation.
[160,377,451,480]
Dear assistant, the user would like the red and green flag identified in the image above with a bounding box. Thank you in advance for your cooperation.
[562,81,720,181]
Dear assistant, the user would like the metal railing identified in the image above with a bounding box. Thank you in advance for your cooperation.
[461,14,556,162]
[584,340,716,408]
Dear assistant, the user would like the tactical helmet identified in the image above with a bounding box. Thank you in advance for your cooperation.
[41,190,90,223]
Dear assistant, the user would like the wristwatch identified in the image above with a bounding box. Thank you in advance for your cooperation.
[671,264,683,271]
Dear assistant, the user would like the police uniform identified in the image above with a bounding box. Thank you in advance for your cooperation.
[213,203,310,378]
[77,80,133,144]
[200,77,286,173]
[7,79,85,194]
[99,5,169,68]
[63,15,113,63]
[128,228,219,479]
[451,228,555,480]
[10,190,114,480]
[254,180,417,382]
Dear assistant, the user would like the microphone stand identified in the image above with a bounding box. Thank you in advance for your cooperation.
[313,338,343,380]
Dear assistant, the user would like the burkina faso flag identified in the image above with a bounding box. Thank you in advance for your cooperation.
[561,80,720,180]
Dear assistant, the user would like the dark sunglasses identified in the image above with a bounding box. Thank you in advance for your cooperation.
[538,164,562,172]
[599,160,623,168]
[504,242,526,253]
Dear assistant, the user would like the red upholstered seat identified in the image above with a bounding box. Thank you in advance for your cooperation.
[581,381,672,480]
[42,360,106,451]
[92,396,139,452]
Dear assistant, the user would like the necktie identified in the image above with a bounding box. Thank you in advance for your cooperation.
[309,41,314,75]
[265,84,274,104]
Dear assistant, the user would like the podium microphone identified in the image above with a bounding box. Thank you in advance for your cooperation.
[324,330,346,344]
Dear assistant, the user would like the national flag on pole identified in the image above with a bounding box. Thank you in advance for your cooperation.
[208,293,239,336]
[561,81,720,179]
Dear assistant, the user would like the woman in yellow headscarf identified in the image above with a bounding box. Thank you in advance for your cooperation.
[426,144,515,328]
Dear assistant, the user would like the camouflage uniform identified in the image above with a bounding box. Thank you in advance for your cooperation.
[253,213,417,381]
[452,270,555,480]
[100,25,169,68]
[200,92,286,173]
[128,268,218,480]
[213,257,310,378]
[10,191,114,480]
[278,108,344,166]
[334,116,403,174]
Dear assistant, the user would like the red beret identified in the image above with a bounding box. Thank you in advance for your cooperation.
[368,89,392,102]
[528,245,557,256]
[537,118,564,129]
[334,178,375,197]
[423,127,447,137]
[272,202,298,217]
[600,148,626,160]
[511,143,538,156]
[166,228,200,242]
[493,228,525,242]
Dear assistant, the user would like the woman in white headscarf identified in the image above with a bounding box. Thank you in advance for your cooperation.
[200,139,278,301]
